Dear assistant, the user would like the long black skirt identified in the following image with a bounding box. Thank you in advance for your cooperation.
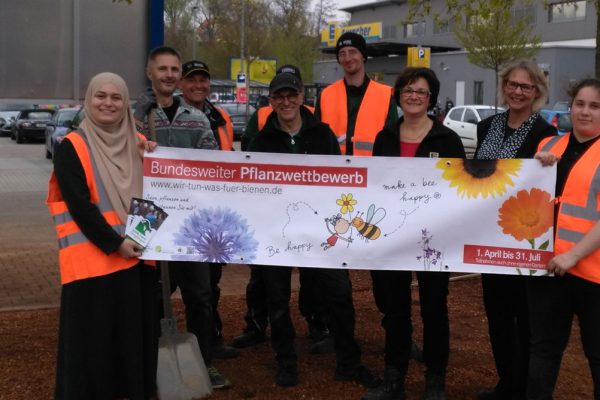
[55,263,158,400]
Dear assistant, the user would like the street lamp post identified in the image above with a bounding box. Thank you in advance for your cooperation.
[192,5,199,59]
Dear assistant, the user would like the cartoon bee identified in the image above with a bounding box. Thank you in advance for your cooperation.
[351,204,386,240]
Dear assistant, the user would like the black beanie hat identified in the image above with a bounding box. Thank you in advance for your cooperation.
[335,32,368,62]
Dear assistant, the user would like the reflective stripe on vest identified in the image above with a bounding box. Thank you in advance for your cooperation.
[541,133,600,283]
[319,80,392,156]
[257,105,315,131]
[46,130,137,284]
[216,107,234,151]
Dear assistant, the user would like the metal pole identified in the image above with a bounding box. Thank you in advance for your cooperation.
[192,6,199,59]
[240,0,245,74]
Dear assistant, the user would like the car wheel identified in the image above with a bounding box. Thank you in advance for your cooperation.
[10,131,15,140]
[16,131,24,144]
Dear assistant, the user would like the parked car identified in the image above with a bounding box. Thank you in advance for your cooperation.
[217,103,256,140]
[44,107,81,159]
[552,101,570,111]
[540,109,572,136]
[443,105,505,157]
[0,111,20,136]
[11,109,56,143]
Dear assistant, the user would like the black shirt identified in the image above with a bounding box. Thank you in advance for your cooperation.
[556,134,600,196]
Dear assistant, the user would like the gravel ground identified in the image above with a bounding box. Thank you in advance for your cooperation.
[0,271,592,399]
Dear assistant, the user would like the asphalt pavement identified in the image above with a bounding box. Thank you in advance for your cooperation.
[0,136,259,312]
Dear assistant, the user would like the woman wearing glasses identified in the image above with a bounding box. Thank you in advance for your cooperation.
[474,60,556,400]
[363,67,465,400]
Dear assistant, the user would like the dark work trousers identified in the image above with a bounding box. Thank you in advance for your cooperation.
[163,261,215,365]
[209,263,224,344]
[527,273,600,400]
[313,267,362,371]
[259,264,297,367]
[481,273,530,397]
[242,265,328,334]
[371,270,450,379]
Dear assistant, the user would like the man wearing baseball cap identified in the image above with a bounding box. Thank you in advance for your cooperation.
[177,60,241,363]
[315,31,398,156]
[246,72,379,389]
[180,60,234,151]
[241,64,315,151]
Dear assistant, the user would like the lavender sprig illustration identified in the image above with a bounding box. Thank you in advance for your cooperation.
[173,207,258,263]
[416,228,443,271]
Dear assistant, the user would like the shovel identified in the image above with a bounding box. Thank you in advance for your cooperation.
[156,261,212,400]
[147,111,212,399]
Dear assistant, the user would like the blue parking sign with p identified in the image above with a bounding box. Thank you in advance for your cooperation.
[418,48,426,59]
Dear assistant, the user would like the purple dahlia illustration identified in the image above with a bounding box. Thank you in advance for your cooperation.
[173,207,258,263]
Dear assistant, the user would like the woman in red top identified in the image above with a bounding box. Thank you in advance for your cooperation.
[363,67,464,400]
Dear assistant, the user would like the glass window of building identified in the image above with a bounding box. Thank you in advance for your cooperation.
[549,1,586,22]
[512,5,536,25]
[405,21,426,38]
[433,19,453,35]
[473,81,484,105]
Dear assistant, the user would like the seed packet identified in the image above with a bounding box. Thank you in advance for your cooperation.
[125,198,168,248]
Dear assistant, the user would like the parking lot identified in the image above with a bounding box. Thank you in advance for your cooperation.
[0,135,248,311]
[0,136,60,310]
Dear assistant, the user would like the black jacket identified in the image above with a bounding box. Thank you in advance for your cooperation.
[249,106,341,156]
[372,116,466,158]
[475,112,557,159]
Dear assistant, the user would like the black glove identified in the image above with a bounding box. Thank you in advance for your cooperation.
[134,87,157,120]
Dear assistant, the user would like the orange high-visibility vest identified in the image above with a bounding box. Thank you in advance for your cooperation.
[257,105,315,131]
[46,131,140,284]
[319,79,392,156]
[539,134,600,283]
[215,106,234,151]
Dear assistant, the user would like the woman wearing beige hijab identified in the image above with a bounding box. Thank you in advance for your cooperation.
[48,72,157,399]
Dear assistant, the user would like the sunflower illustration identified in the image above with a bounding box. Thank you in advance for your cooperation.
[436,158,522,199]
[336,193,357,214]
[498,188,554,242]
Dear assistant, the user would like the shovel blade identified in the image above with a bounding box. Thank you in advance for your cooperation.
[157,332,212,400]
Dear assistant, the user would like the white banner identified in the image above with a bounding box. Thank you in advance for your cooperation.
[141,147,557,276]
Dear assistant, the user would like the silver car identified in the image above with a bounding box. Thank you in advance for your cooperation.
[443,105,505,158]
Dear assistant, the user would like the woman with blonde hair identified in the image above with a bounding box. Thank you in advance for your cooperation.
[475,60,557,400]
[48,72,157,399]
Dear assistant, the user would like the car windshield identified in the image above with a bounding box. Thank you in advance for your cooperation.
[477,108,504,120]
[27,112,54,120]
[57,110,79,124]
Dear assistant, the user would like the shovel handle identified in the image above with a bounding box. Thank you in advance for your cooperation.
[160,261,174,320]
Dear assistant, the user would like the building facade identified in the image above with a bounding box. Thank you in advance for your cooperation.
[314,0,596,107]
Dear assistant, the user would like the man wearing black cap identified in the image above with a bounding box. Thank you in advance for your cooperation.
[179,60,235,151]
[241,64,315,151]
[246,72,379,389]
[178,60,241,362]
[234,64,333,355]
[315,31,398,156]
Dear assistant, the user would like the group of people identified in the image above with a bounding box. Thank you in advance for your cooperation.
[47,30,599,400]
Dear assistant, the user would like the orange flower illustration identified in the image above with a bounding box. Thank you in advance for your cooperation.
[498,188,554,242]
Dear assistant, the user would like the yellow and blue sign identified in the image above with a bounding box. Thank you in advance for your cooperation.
[407,47,430,68]
[321,21,383,48]
[230,59,277,84]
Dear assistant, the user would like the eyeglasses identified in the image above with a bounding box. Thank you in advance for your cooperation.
[400,88,431,99]
[270,92,300,104]
[506,80,536,94]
